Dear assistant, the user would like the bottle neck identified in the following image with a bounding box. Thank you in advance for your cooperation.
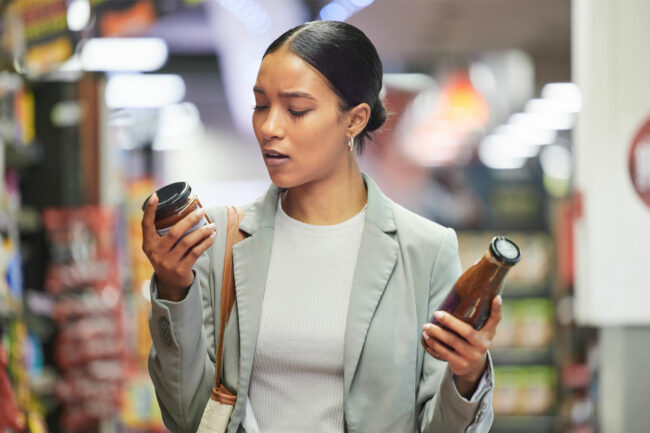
[455,251,513,298]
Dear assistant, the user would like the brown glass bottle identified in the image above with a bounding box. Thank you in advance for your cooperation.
[429,236,521,331]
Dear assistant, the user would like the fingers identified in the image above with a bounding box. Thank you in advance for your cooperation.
[423,323,485,364]
[422,299,503,377]
[179,228,217,268]
[431,311,482,346]
[422,324,489,378]
[421,333,442,359]
[160,207,208,251]
[167,222,217,261]
[482,295,503,334]
[421,331,467,367]
[141,193,159,247]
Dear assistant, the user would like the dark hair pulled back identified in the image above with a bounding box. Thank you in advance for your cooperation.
[264,20,387,154]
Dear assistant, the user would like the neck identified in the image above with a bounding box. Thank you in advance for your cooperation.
[281,161,367,225]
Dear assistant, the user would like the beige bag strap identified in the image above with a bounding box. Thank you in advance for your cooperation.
[212,206,246,404]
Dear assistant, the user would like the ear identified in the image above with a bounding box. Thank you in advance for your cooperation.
[346,102,371,138]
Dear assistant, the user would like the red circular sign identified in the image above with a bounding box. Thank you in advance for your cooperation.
[629,117,650,208]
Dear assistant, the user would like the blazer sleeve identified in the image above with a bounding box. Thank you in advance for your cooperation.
[417,228,495,433]
[147,206,227,433]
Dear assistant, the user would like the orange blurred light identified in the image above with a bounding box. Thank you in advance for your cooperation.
[437,72,490,127]
[402,71,490,167]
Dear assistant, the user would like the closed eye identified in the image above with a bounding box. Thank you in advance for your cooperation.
[252,105,268,111]
[289,109,310,117]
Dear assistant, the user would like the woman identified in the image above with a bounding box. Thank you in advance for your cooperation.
[142,21,500,433]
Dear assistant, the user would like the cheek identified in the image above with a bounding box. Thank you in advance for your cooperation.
[298,113,344,156]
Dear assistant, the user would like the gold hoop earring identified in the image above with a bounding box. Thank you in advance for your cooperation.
[348,136,354,152]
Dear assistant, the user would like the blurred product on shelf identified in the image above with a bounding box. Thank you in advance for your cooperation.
[0,344,25,433]
[0,169,50,433]
[117,178,167,432]
[42,206,126,432]
[119,371,165,431]
[492,298,555,349]
[1,171,24,316]
[493,366,557,415]
[42,207,120,294]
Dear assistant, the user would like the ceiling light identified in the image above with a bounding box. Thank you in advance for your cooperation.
[541,82,582,113]
[478,135,527,170]
[493,125,542,158]
[105,74,185,109]
[67,0,91,31]
[524,98,576,130]
[319,3,350,21]
[81,38,168,72]
[350,0,374,6]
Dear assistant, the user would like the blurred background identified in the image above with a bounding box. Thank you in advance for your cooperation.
[0,0,649,432]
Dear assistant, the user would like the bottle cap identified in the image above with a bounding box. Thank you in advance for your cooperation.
[142,182,192,219]
[489,236,521,265]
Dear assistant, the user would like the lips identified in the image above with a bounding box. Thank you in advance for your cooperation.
[263,149,289,158]
[263,149,290,167]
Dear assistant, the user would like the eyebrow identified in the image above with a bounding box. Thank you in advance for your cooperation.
[253,87,316,100]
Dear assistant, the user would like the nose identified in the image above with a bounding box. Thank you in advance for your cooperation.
[259,107,284,141]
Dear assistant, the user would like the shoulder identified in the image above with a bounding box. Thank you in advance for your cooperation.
[386,199,461,295]
[363,172,454,259]
[390,200,456,252]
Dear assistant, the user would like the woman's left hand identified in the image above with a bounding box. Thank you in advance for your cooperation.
[421,295,502,398]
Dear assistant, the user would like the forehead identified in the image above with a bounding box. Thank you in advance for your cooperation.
[255,47,332,96]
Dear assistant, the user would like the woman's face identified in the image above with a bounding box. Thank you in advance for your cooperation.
[252,46,352,189]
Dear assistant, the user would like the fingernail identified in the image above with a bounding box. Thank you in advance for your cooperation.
[206,223,216,230]
[422,323,432,330]
[209,231,216,239]
[434,311,444,320]
[497,295,503,305]
[422,333,430,340]
[195,207,206,217]
[149,193,157,204]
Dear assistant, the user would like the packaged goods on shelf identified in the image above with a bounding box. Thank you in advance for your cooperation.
[42,206,126,432]
[0,167,50,433]
[492,298,555,349]
[493,366,557,416]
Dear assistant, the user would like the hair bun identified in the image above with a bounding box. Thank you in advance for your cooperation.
[366,102,387,133]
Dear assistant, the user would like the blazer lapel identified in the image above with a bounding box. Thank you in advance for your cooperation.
[232,229,273,400]
[231,183,281,403]
[343,174,399,396]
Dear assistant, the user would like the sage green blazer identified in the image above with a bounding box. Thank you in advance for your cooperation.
[148,173,494,433]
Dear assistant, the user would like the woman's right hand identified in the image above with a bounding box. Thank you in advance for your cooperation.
[141,193,217,302]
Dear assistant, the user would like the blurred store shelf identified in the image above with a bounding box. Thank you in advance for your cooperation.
[491,347,555,366]
[491,415,557,433]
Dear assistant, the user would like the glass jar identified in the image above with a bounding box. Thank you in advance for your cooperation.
[142,182,210,237]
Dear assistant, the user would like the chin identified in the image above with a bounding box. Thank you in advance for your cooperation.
[267,171,297,189]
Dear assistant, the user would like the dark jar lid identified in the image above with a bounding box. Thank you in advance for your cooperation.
[489,236,522,265]
[142,182,193,219]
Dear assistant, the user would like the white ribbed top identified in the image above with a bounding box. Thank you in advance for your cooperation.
[248,193,366,433]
